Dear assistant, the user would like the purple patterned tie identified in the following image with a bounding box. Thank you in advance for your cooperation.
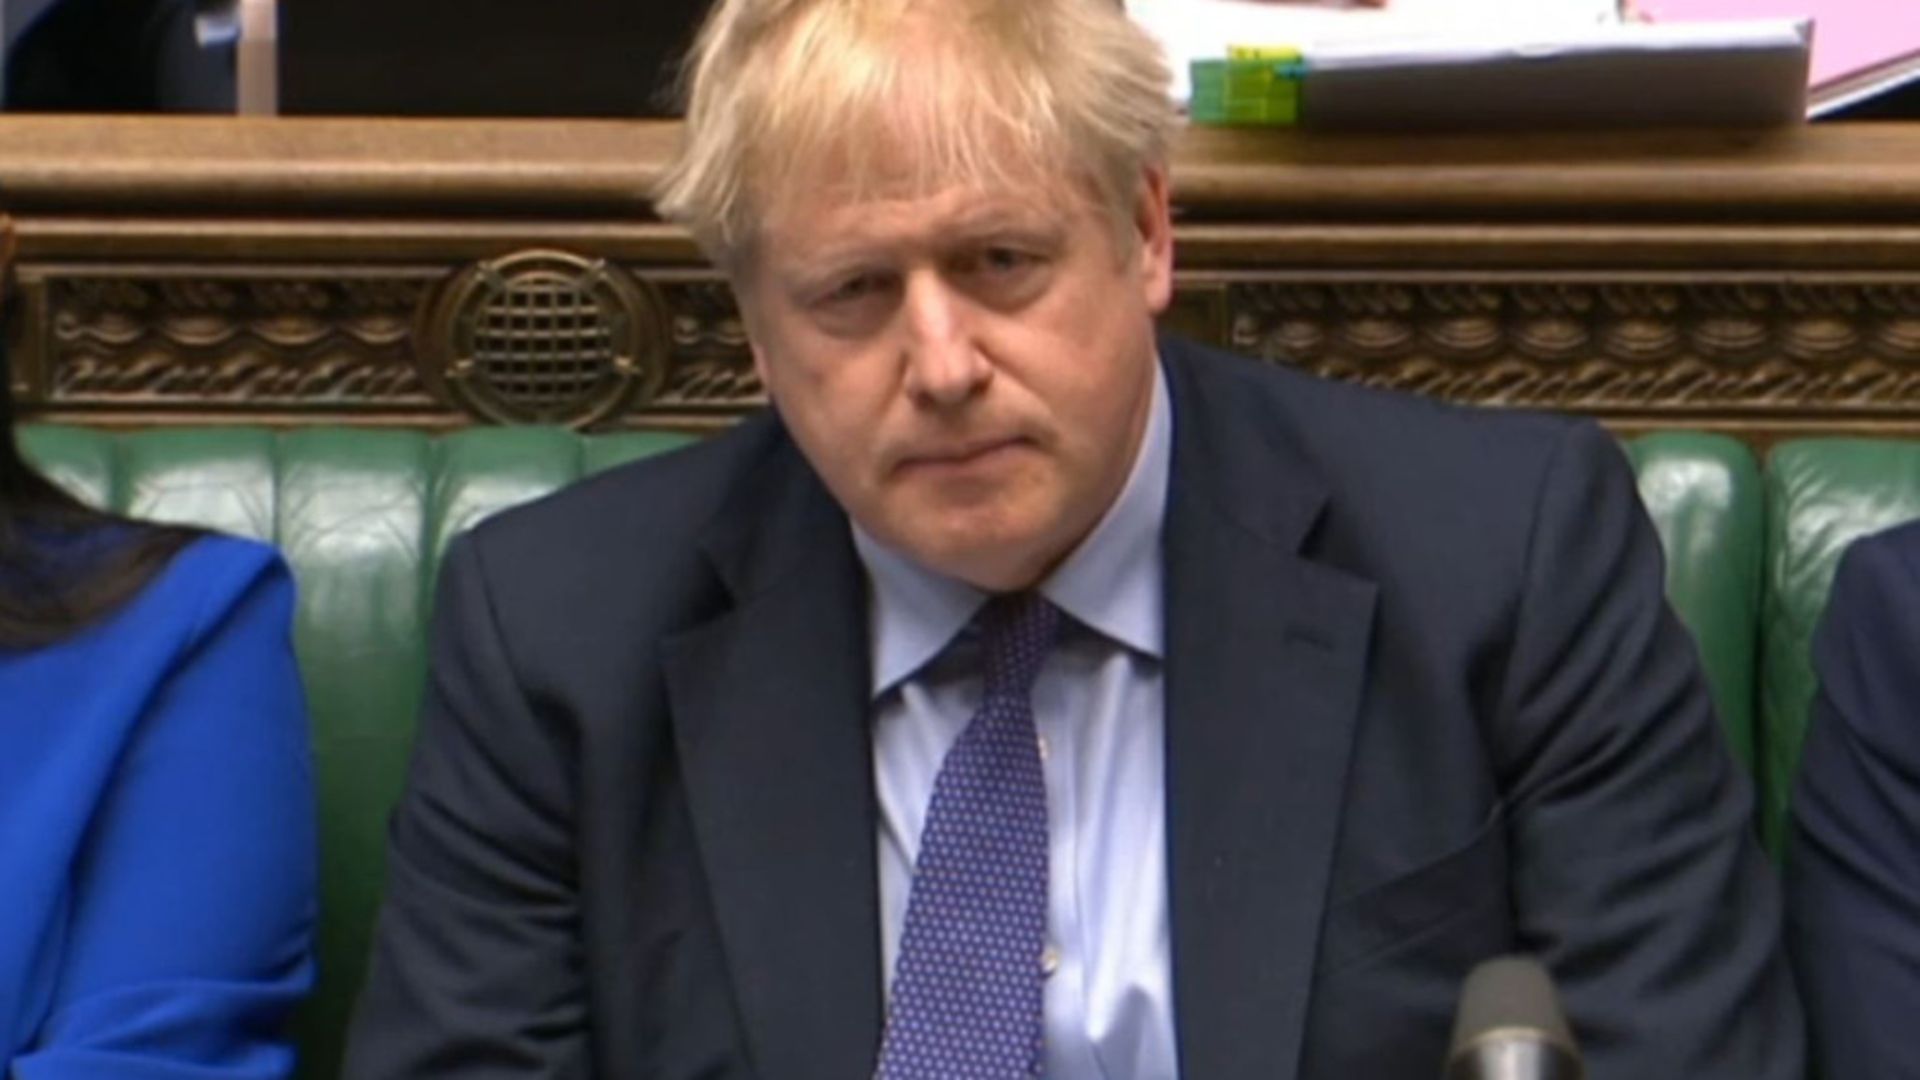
[875,592,1062,1080]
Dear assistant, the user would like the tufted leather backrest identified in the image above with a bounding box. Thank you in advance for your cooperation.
[1628,433,1765,776]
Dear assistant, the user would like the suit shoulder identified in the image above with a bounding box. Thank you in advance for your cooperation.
[1171,338,1584,492]
[1812,518,1920,757]
[1821,518,1920,659]
[13,533,294,705]
[459,413,783,577]
[131,533,292,643]
[1163,338,1626,617]
[1835,518,1920,600]
[162,533,286,593]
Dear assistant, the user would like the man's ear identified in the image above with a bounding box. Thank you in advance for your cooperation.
[1134,165,1175,314]
[729,266,776,396]
[749,339,773,396]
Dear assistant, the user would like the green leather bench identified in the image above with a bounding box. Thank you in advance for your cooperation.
[18,423,1918,1079]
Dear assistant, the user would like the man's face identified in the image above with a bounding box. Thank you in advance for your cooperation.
[738,166,1175,591]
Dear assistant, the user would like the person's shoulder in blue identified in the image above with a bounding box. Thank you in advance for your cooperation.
[0,531,316,1079]
[1789,517,1920,1079]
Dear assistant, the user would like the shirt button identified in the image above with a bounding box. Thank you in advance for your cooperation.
[1041,945,1061,976]
[1037,734,1051,763]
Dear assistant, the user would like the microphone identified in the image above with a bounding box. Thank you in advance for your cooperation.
[1444,956,1585,1080]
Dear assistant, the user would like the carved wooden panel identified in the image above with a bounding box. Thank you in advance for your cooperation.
[8,117,1920,443]
[10,261,768,429]
[1218,277,1920,428]
[22,256,1920,438]
[654,279,763,415]
[19,272,436,414]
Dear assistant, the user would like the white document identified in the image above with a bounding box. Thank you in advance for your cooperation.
[1129,0,1623,101]
[1130,0,1808,129]
[1300,18,1811,129]
[1307,16,1807,70]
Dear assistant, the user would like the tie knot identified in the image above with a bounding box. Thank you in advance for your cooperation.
[979,592,1060,700]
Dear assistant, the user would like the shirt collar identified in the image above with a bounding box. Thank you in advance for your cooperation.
[853,361,1172,699]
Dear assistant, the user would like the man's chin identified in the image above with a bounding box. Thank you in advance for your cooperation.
[890,519,1055,591]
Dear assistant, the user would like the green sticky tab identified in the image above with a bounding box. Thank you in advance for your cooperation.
[1188,56,1303,127]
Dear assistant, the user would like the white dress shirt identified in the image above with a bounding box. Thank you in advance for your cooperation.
[855,364,1179,1080]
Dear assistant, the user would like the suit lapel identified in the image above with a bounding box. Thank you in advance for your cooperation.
[661,442,883,1080]
[1161,344,1378,1080]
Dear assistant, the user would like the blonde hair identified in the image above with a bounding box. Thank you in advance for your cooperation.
[654,0,1178,266]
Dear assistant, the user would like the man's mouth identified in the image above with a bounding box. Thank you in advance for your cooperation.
[898,437,1026,472]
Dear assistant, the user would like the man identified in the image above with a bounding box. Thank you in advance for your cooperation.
[1788,520,1920,1078]
[344,0,1802,1075]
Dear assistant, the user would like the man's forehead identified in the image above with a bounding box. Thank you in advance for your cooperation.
[795,182,1057,228]
[755,167,1089,254]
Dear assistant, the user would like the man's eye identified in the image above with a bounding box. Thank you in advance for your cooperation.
[981,247,1036,274]
[823,274,880,304]
[954,246,1048,308]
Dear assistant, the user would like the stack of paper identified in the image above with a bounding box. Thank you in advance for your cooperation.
[1129,0,1622,104]
[1132,0,1810,130]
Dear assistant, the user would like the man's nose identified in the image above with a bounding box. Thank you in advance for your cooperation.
[900,272,991,407]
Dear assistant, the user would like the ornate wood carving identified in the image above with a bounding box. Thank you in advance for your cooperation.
[13,264,770,428]
[8,117,1920,442]
[655,279,764,415]
[23,264,1920,433]
[30,273,434,411]
[1223,279,1920,422]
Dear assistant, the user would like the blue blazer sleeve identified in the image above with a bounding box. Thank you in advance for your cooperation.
[1789,521,1920,1080]
[10,538,317,1080]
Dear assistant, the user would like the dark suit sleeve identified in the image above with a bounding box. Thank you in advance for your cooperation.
[1495,422,1802,1078]
[1788,529,1920,1079]
[343,535,589,1078]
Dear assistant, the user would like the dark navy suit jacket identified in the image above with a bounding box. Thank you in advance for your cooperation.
[1791,519,1920,1078]
[346,337,1801,1079]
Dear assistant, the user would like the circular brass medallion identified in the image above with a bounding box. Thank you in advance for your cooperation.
[424,250,668,426]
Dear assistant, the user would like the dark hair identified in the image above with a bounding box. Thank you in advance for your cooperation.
[0,239,200,650]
